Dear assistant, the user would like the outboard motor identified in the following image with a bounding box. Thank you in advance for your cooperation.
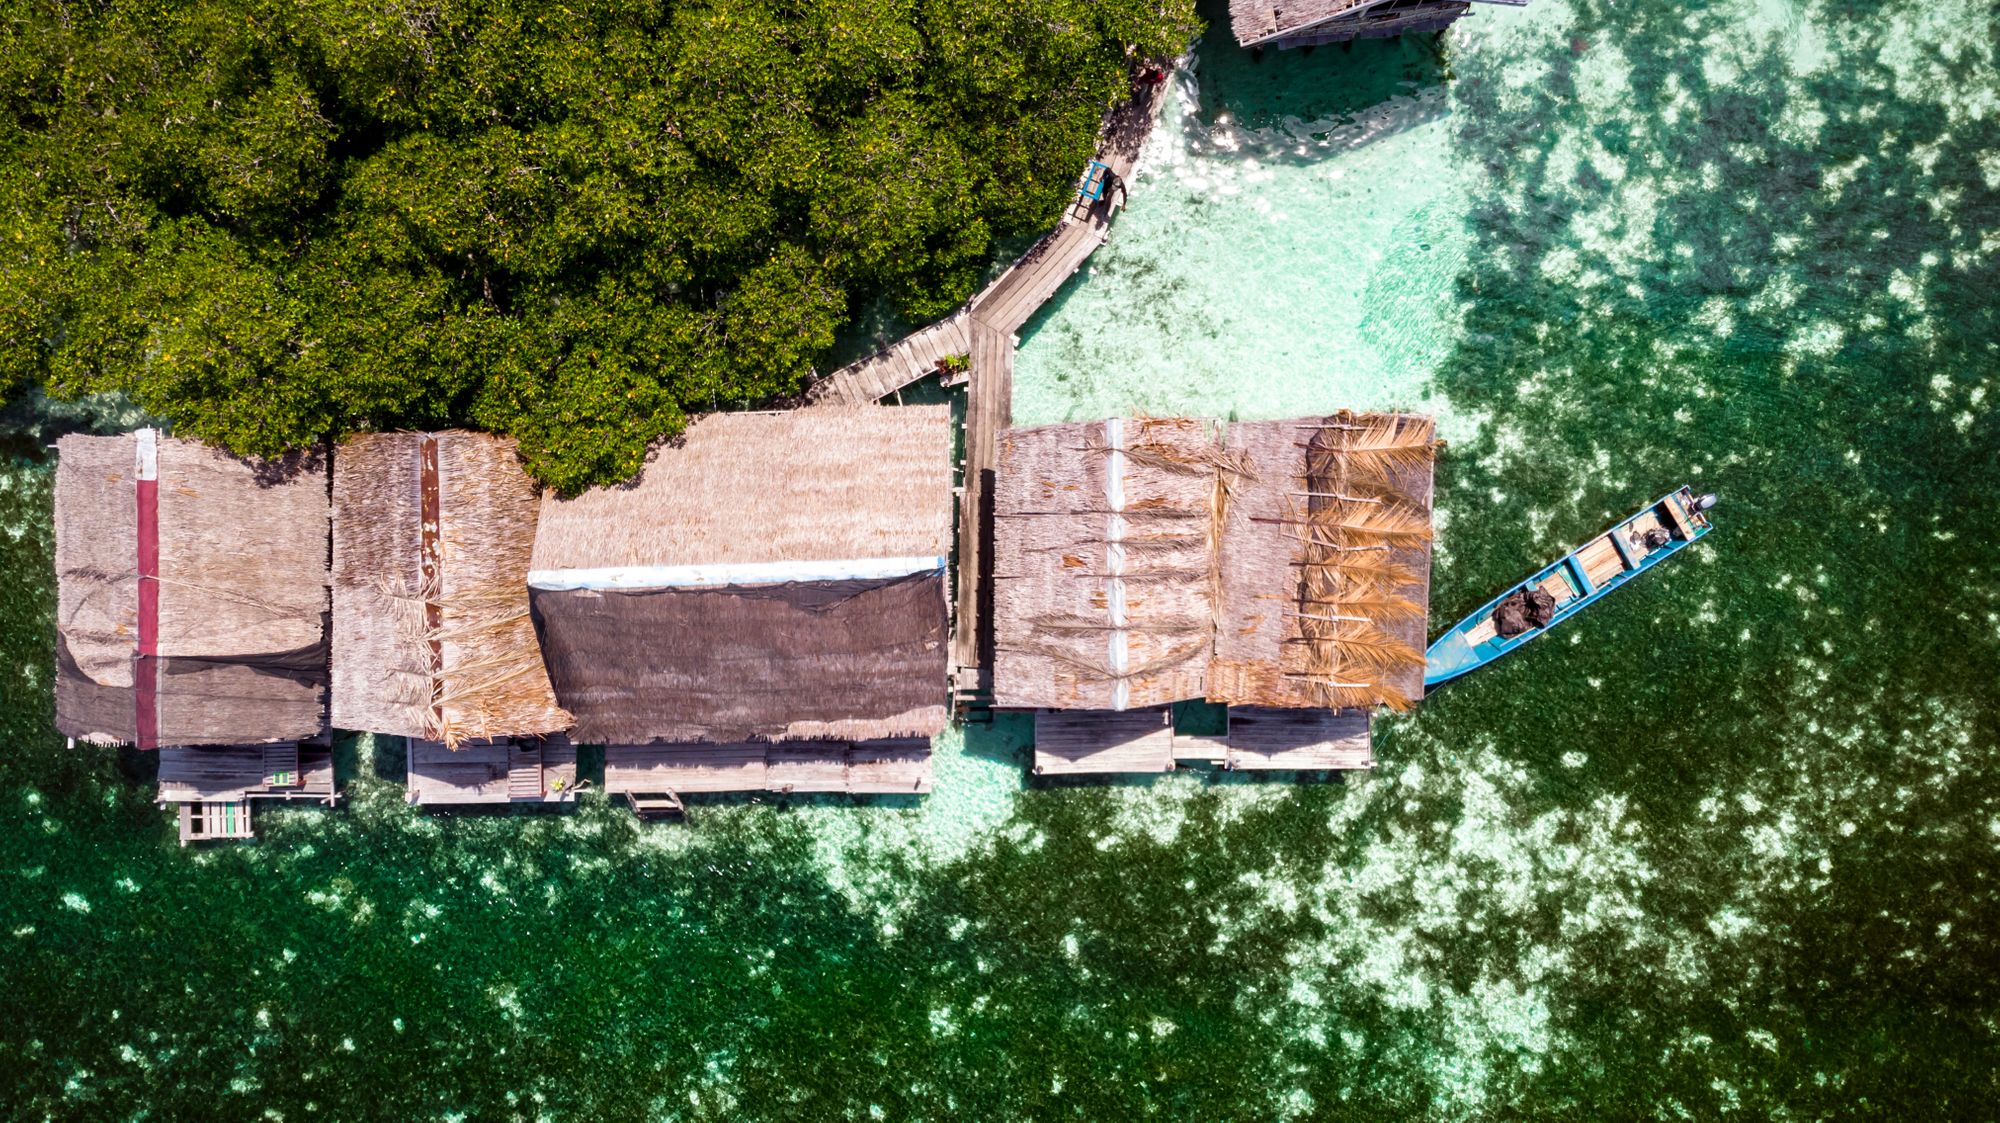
[1693,493,1718,512]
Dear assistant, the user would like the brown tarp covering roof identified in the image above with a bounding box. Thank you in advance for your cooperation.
[530,407,952,572]
[534,572,949,745]
[55,432,328,745]
[992,412,1434,713]
[528,406,952,745]
[331,431,570,744]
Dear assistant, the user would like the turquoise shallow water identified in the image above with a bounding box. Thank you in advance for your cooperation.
[4,0,1999,1116]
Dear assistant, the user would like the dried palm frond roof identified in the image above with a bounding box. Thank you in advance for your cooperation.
[331,431,571,746]
[1210,412,1437,712]
[530,407,953,573]
[993,412,1437,714]
[54,431,329,746]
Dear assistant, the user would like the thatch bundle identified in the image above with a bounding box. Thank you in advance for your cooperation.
[993,412,1436,714]
[529,406,953,745]
[332,432,571,746]
[54,431,329,746]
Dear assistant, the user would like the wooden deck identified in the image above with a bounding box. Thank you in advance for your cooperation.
[157,742,337,845]
[157,743,335,803]
[1032,705,1373,774]
[406,737,578,805]
[603,739,932,802]
[1225,707,1373,771]
[1033,708,1176,775]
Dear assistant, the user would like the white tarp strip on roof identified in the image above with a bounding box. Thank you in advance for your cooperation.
[527,555,947,592]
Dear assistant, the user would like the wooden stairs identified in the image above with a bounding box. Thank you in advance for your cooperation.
[507,741,545,801]
[625,791,687,822]
[261,742,300,789]
[178,801,253,845]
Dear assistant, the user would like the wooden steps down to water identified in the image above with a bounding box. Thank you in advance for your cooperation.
[159,741,338,845]
[178,801,254,844]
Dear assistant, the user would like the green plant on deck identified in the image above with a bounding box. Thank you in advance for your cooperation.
[0,0,1201,493]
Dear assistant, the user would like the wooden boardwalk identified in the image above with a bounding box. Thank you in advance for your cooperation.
[809,312,972,407]
[797,73,1175,697]
[157,741,337,845]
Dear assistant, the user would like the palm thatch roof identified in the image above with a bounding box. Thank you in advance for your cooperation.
[529,406,954,745]
[55,431,329,746]
[331,431,571,746]
[530,408,953,574]
[992,418,1228,710]
[992,412,1436,714]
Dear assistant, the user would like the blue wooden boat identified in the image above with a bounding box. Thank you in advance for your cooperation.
[1424,486,1717,688]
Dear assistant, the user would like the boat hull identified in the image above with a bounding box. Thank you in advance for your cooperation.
[1424,486,1714,689]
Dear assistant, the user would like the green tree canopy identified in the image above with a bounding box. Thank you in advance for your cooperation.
[0,0,1197,490]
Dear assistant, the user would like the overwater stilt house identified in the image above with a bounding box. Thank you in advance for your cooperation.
[527,408,953,812]
[54,430,336,842]
[992,412,1436,775]
[1228,0,1522,48]
[330,431,575,805]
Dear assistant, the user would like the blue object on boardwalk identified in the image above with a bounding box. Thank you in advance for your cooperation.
[1425,486,1717,689]
[1077,160,1111,201]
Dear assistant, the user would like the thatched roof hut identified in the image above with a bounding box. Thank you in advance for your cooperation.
[992,412,1436,716]
[991,418,1225,711]
[1208,413,1436,711]
[529,407,954,745]
[331,431,571,745]
[55,430,329,747]
[1229,0,1473,48]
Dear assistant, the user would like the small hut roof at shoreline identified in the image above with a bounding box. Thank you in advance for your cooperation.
[992,412,1436,715]
[529,409,952,579]
[331,431,570,745]
[55,430,329,747]
[529,407,954,746]
[1229,0,1473,48]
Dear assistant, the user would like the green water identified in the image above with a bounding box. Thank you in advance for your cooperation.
[4,0,1997,1116]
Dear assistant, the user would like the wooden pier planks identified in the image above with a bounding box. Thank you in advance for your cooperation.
[158,744,334,803]
[968,217,1110,337]
[407,737,576,804]
[804,71,1176,696]
[1029,705,1374,774]
[1225,707,1373,771]
[950,321,1015,687]
[808,71,1167,409]
[603,739,933,799]
[809,312,973,406]
[1033,708,1175,775]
